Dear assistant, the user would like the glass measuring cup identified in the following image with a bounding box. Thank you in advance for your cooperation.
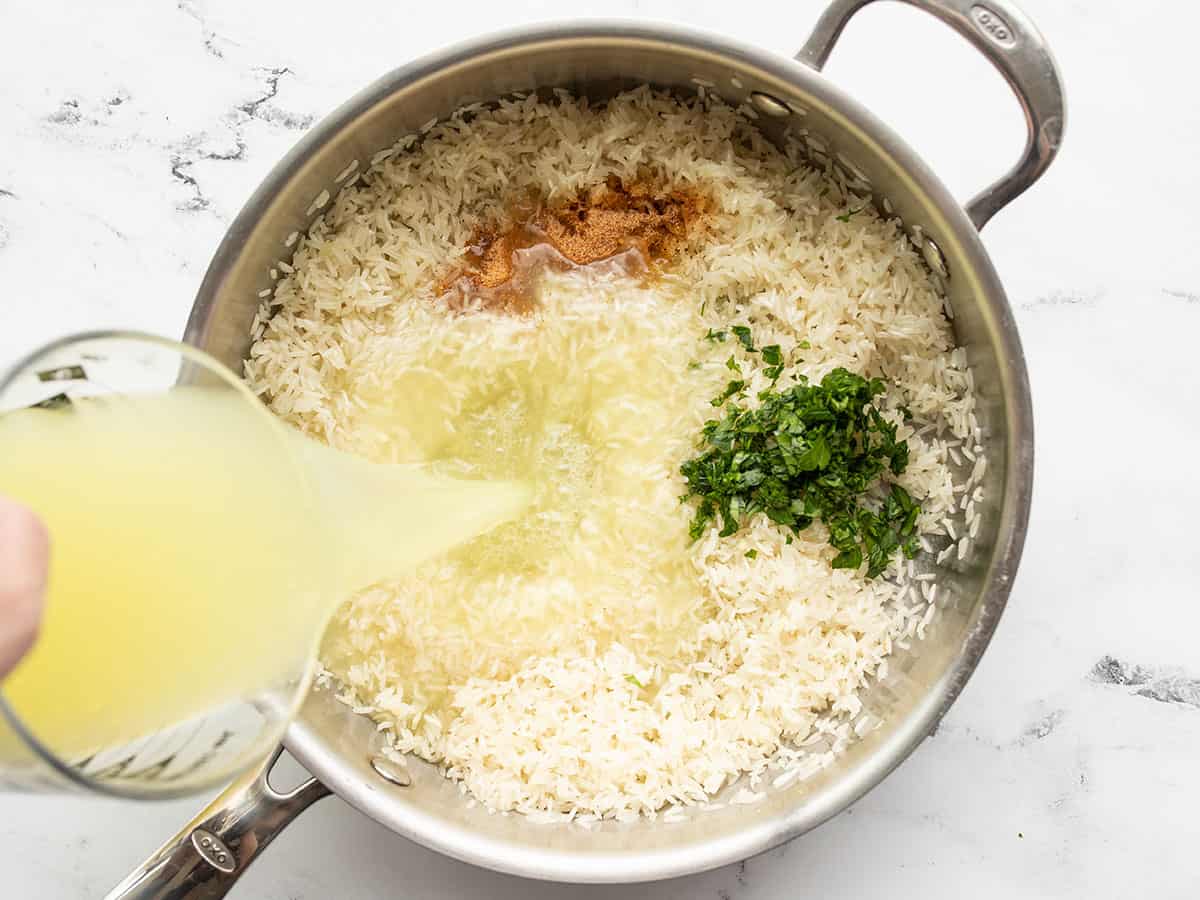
[0,332,328,798]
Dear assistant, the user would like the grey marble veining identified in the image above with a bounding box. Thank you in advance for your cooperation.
[1,1,1198,897]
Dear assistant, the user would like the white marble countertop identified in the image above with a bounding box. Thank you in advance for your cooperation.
[2,0,1198,896]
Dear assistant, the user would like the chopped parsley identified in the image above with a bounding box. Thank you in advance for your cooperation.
[625,674,645,689]
[681,367,919,578]
[761,345,785,383]
[726,355,741,373]
[711,379,745,406]
[744,548,758,560]
[835,205,866,223]
[705,328,728,343]
[731,325,755,352]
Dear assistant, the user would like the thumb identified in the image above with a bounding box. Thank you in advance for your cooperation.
[0,496,49,680]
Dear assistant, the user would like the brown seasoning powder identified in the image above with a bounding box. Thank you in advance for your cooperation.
[441,177,708,312]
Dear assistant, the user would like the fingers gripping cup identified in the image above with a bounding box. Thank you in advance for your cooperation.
[0,331,529,798]
[0,332,330,797]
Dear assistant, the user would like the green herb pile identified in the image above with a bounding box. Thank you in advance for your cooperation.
[680,347,921,578]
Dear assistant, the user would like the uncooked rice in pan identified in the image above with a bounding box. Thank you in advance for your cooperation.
[246,87,984,822]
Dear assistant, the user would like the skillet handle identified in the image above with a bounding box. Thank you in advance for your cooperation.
[796,0,1065,229]
[104,746,330,900]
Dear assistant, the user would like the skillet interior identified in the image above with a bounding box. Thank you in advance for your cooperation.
[185,22,1032,882]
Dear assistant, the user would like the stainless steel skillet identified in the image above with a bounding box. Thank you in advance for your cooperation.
[111,2,1062,894]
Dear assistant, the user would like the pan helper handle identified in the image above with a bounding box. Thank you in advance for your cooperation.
[797,0,1066,229]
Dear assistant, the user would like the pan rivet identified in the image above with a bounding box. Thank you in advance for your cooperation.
[370,755,413,787]
[750,92,792,118]
[923,237,949,279]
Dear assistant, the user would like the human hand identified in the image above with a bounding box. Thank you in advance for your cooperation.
[0,496,48,680]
